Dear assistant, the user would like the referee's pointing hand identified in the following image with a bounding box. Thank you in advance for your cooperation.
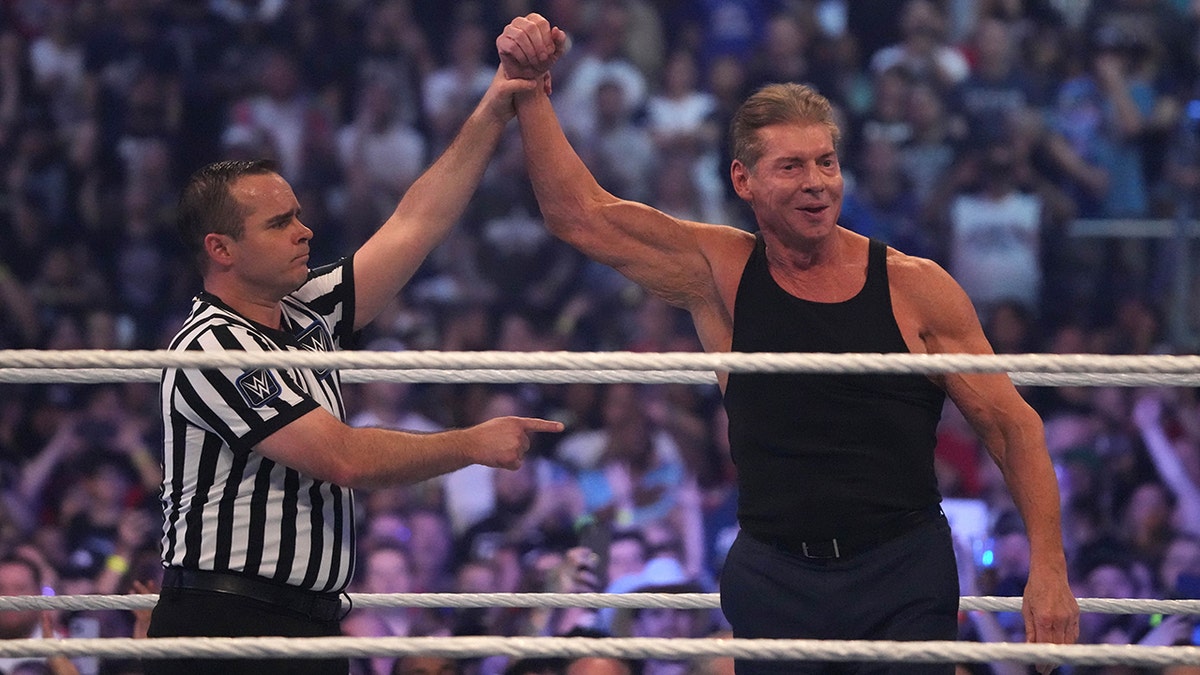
[467,416,565,470]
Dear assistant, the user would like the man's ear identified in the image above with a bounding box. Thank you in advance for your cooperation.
[203,233,234,268]
[730,159,754,202]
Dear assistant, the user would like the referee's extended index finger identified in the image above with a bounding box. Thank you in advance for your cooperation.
[516,417,566,433]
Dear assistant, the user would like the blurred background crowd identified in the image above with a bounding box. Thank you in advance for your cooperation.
[3,0,1200,673]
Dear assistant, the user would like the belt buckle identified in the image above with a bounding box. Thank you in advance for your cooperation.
[801,538,841,559]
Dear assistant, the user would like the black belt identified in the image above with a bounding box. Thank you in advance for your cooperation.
[162,567,343,622]
[751,505,943,562]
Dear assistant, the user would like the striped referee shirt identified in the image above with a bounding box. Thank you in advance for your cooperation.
[159,258,357,592]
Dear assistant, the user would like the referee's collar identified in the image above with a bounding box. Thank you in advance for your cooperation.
[197,291,309,349]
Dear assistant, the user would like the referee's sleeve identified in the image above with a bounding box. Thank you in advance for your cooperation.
[293,257,355,347]
[172,325,320,454]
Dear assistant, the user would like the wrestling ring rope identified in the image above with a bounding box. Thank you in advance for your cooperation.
[3,349,1200,385]
[4,348,1200,667]
[1,593,1198,614]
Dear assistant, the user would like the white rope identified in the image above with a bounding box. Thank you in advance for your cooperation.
[0,635,1198,667]
[3,349,1200,375]
[0,368,721,385]
[1,593,1196,615]
[2,594,1198,666]
[2,351,1200,386]
[7,368,1200,387]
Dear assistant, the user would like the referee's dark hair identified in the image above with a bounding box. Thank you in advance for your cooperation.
[177,158,280,272]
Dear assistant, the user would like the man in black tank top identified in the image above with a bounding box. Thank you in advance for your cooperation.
[500,15,1077,674]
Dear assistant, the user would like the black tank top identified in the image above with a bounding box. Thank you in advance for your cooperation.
[723,235,946,541]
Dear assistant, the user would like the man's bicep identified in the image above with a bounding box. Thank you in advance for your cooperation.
[585,202,738,309]
[254,407,348,482]
[921,277,1037,448]
[901,258,994,355]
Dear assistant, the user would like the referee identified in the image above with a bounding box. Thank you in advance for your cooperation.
[147,51,564,675]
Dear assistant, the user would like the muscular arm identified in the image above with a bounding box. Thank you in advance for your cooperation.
[351,68,544,331]
[514,84,744,313]
[500,15,747,349]
[256,407,562,490]
[891,254,1078,651]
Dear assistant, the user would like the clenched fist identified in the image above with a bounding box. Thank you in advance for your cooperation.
[497,13,568,82]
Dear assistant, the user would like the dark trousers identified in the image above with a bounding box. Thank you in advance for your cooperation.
[145,587,349,675]
[720,515,960,674]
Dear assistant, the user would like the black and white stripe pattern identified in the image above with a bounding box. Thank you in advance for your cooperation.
[159,259,358,592]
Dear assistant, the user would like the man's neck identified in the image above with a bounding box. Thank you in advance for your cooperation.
[763,226,844,272]
[762,227,869,302]
[204,280,283,329]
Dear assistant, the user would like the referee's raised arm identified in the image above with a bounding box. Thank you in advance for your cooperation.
[350,58,562,331]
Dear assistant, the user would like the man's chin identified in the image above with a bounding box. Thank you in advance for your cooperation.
[289,270,310,291]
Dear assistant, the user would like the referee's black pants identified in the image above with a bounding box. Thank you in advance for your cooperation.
[145,586,348,675]
[720,513,960,674]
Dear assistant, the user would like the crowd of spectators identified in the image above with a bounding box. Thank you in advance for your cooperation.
[3,0,1200,673]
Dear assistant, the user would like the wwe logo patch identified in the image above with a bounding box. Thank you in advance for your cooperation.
[296,323,334,379]
[236,369,282,408]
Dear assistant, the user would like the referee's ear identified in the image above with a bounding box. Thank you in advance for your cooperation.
[204,233,235,271]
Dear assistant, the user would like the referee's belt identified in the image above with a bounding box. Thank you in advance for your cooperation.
[162,567,343,622]
[749,505,943,562]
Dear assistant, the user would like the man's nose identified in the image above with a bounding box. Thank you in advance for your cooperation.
[796,163,824,191]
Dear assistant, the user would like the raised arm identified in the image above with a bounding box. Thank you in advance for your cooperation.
[1131,390,1200,537]
[498,15,748,321]
[257,407,563,490]
[350,65,553,331]
[891,254,1079,657]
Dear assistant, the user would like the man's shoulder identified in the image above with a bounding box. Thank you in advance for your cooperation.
[885,246,976,321]
[294,258,350,296]
[885,246,947,279]
[696,223,755,265]
[169,299,267,352]
[288,258,353,317]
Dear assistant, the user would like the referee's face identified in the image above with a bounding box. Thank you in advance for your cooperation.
[226,172,313,297]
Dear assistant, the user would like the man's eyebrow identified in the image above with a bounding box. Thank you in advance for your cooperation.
[264,207,300,226]
[775,151,836,164]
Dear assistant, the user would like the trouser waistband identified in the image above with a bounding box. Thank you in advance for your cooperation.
[747,505,944,562]
[161,567,343,622]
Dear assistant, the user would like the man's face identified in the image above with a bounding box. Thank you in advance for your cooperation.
[0,563,40,639]
[732,123,844,244]
[223,172,312,298]
[608,538,646,583]
[365,548,411,594]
